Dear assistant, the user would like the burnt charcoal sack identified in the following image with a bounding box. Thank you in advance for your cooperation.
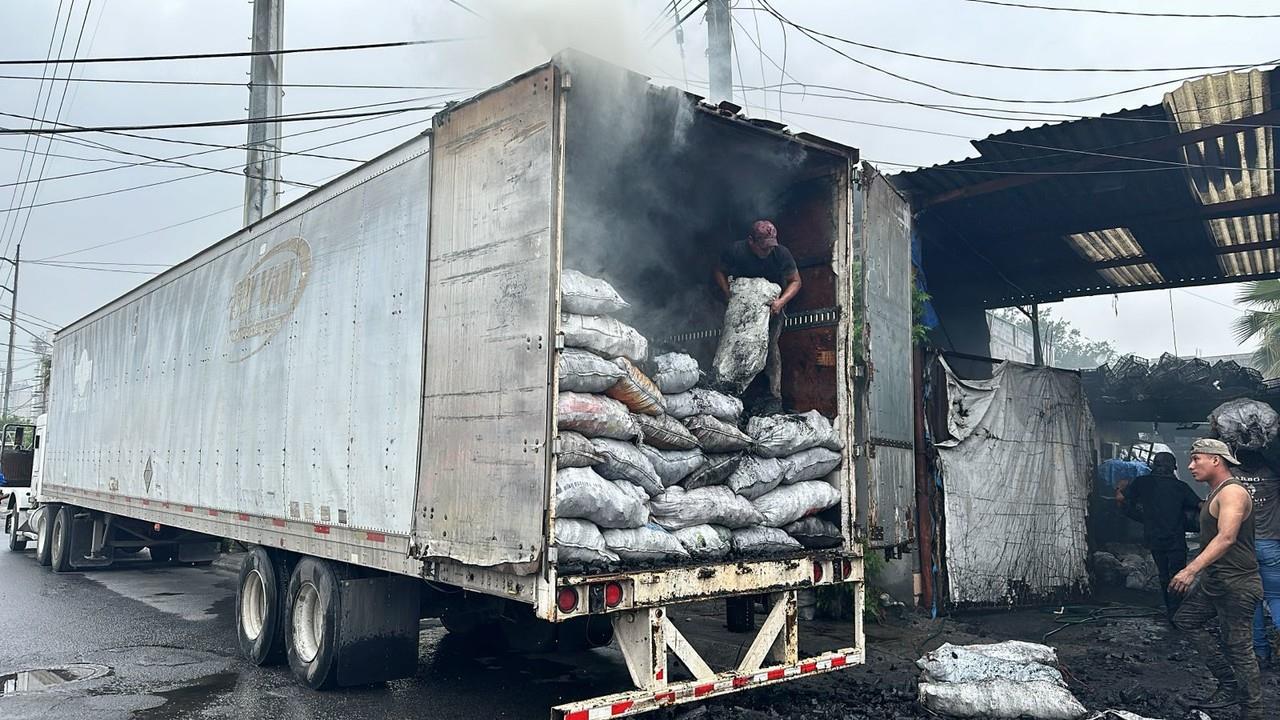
[711,277,780,393]
[682,452,744,489]
[558,431,604,468]
[638,446,706,487]
[590,438,664,497]
[561,313,648,362]
[725,455,786,500]
[752,481,841,527]
[650,485,765,530]
[560,269,630,316]
[633,413,700,450]
[555,518,621,567]
[748,410,839,458]
[559,349,626,393]
[603,524,690,562]
[684,415,753,452]
[557,392,640,441]
[555,467,647,529]
[672,524,732,560]
[731,526,803,556]
[606,357,666,415]
[780,447,842,484]
[784,517,843,549]
[652,352,701,395]
[664,387,743,423]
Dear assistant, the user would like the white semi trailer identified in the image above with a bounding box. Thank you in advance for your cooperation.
[12,53,916,718]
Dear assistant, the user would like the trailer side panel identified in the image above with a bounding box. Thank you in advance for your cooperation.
[45,138,432,539]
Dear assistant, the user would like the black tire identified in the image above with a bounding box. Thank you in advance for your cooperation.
[237,547,290,666]
[50,505,74,573]
[285,557,352,689]
[149,545,176,563]
[7,501,26,551]
[35,504,57,566]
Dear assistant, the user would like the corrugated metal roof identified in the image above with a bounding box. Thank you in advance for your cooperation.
[893,67,1280,308]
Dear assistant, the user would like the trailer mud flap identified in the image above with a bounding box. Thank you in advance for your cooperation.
[68,512,111,569]
[335,575,421,686]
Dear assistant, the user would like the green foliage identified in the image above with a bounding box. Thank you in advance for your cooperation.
[993,307,1118,369]
[911,284,931,345]
[1232,280,1280,378]
[815,539,888,622]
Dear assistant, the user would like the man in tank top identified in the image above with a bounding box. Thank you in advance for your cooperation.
[1170,438,1263,718]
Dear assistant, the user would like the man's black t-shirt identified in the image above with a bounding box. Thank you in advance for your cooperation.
[1123,472,1202,549]
[720,240,798,287]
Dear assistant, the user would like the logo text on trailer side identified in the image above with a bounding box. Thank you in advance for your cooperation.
[227,237,312,362]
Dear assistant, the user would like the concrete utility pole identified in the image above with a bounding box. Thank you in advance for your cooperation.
[243,0,284,227]
[706,0,733,105]
[2,245,19,417]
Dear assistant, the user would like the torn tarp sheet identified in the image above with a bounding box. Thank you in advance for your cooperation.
[936,360,1095,606]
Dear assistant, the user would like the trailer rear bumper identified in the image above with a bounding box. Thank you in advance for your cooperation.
[552,587,865,719]
[555,553,863,617]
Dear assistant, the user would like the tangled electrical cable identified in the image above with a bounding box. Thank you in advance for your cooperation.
[1041,604,1164,642]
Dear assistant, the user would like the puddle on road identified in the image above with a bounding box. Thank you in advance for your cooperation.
[0,664,112,696]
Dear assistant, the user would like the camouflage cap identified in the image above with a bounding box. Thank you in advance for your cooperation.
[1190,438,1240,466]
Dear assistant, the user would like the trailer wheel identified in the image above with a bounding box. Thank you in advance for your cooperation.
[6,500,25,551]
[237,547,289,666]
[285,557,351,689]
[50,505,75,573]
[35,504,57,566]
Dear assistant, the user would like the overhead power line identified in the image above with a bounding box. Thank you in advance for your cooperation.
[0,38,465,66]
[0,73,475,91]
[0,115,433,215]
[757,0,1280,106]
[0,101,445,136]
[960,0,1280,19]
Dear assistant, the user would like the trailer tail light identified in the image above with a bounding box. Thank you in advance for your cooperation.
[813,561,824,583]
[841,559,853,579]
[604,582,624,608]
[557,587,579,613]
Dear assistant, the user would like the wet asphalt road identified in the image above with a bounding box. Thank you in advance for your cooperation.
[0,547,642,720]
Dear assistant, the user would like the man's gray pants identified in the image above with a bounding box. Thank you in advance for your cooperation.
[1173,583,1263,715]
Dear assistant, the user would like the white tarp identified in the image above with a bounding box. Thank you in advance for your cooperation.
[936,360,1095,606]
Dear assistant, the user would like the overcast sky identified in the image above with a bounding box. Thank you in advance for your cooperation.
[1,0,1276,406]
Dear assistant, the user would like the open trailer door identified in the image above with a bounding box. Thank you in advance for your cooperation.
[854,164,915,549]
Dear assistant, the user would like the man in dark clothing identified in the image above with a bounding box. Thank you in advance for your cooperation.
[1171,439,1264,718]
[714,220,802,406]
[1120,452,1202,616]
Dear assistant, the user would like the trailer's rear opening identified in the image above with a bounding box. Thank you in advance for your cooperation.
[561,65,846,416]
[552,57,851,577]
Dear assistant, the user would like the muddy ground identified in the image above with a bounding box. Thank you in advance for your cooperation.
[660,587,1280,720]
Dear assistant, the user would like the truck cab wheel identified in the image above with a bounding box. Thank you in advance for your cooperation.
[6,501,26,551]
[50,505,74,573]
[237,547,290,666]
[285,557,351,689]
[35,504,57,566]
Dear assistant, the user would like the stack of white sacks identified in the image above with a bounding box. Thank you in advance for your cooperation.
[552,270,843,571]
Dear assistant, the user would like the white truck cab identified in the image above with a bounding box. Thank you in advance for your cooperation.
[3,414,44,551]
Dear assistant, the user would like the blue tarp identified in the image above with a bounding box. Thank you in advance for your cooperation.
[911,230,939,330]
[1096,458,1149,493]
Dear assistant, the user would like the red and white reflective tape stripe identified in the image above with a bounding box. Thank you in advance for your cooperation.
[564,701,635,720]
[560,651,860,719]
